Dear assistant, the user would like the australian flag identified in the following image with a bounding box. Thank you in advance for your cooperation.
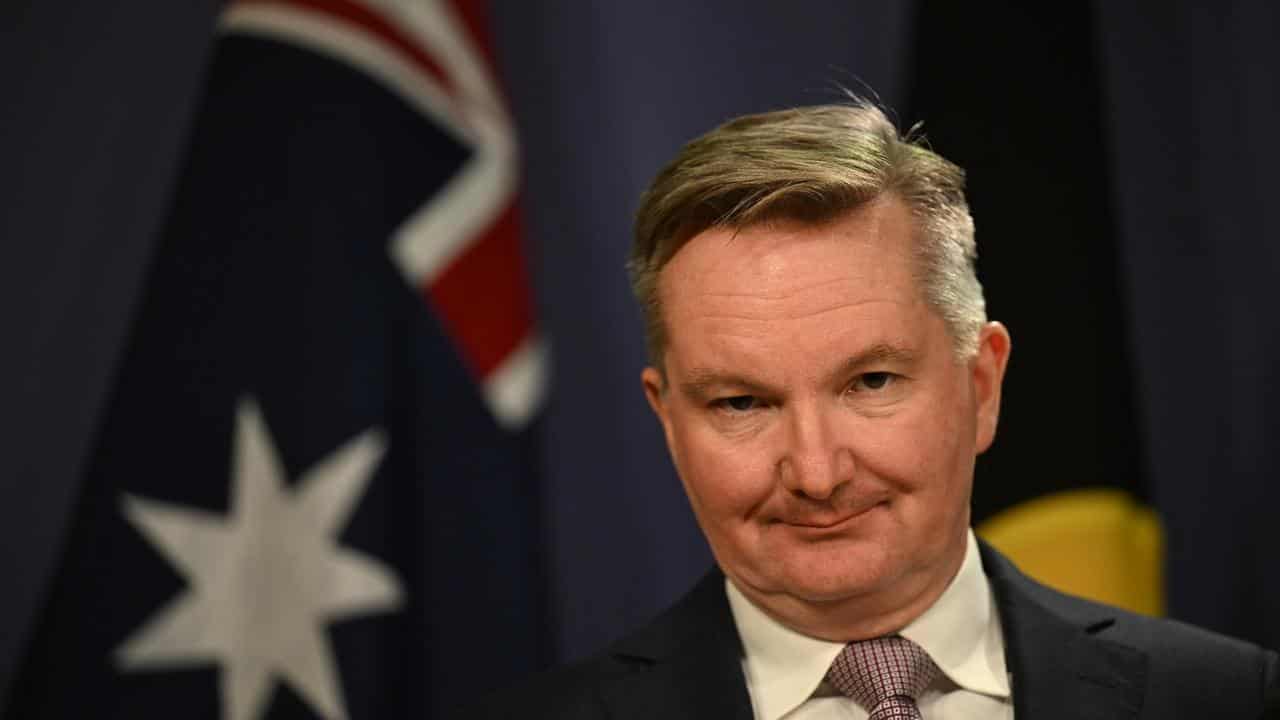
[4,0,546,717]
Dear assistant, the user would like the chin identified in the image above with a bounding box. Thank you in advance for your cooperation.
[763,541,902,603]
[788,563,896,603]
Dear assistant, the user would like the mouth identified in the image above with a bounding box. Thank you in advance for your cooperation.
[781,500,887,530]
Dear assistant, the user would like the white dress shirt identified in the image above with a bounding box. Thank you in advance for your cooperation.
[726,530,1013,719]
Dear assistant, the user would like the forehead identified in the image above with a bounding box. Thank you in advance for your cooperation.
[656,197,932,376]
[659,198,919,323]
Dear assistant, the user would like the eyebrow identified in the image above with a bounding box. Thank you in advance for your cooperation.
[679,343,919,401]
[823,343,920,385]
[678,369,772,402]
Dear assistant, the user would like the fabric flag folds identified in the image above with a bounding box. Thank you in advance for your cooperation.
[4,0,546,717]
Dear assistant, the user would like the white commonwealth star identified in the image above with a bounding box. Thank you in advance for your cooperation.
[116,398,405,720]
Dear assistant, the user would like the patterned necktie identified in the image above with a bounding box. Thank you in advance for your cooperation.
[825,635,941,720]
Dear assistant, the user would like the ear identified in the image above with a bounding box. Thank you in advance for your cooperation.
[971,322,1011,454]
[641,365,672,439]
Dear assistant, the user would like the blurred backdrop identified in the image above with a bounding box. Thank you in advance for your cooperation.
[2,0,1277,717]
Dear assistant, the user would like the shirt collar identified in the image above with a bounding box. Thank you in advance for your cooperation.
[899,531,1010,697]
[726,530,1010,720]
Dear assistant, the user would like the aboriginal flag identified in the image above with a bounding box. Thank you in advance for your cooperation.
[906,2,1158,615]
[4,0,546,718]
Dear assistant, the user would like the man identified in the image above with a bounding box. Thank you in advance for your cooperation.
[473,100,1280,719]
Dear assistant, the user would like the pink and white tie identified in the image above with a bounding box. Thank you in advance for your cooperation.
[826,635,941,720]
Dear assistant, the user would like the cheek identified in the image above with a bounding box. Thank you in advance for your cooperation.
[670,423,775,519]
[856,390,975,497]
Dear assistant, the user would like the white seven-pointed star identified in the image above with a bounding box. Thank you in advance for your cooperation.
[116,398,405,720]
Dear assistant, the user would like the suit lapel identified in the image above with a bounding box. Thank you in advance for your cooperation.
[981,543,1147,720]
[597,570,754,720]
[596,547,1151,720]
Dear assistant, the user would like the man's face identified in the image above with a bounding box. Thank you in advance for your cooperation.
[642,197,1009,633]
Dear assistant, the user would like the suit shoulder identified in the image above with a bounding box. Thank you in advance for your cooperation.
[452,570,737,720]
[1035,584,1278,696]
[1112,609,1277,692]
[982,544,1278,709]
[1055,588,1266,656]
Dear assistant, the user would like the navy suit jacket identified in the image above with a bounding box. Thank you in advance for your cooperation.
[469,544,1280,719]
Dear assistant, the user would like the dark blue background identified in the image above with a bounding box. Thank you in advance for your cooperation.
[2,0,1277,712]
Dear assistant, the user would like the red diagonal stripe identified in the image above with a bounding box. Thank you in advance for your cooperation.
[427,200,535,379]
[234,0,539,384]
[447,0,500,75]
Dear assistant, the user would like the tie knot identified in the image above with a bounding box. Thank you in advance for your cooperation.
[826,635,940,714]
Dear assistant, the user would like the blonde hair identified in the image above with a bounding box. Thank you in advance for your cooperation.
[629,99,986,367]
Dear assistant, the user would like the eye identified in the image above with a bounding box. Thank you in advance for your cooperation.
[854,372,897,392]
[715,395,760,412]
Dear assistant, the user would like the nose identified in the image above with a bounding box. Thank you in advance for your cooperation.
[777,402,854,500]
